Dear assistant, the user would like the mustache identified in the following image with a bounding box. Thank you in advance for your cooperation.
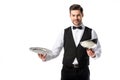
[74,19,80,21]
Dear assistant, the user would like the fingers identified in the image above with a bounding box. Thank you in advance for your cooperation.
[87,49,94,53]
[38,53,47,61]
[86,49,96,58]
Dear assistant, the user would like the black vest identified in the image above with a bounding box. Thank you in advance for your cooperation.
[63,26,92,66]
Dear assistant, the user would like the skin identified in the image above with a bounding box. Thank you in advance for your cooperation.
[70,10,96,58]
[38,10,96,61]
[70,10,83,27]
[38,54,46,61]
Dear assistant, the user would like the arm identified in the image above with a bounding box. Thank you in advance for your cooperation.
[87,29,102,59]
[38,30,64,61]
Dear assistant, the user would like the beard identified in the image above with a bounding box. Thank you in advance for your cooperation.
[72,20,81,26]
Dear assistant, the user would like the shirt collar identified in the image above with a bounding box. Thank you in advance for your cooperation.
[71,23,85,30]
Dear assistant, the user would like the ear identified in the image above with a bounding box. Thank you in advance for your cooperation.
[82,12,84,17]
[69,13,71,17]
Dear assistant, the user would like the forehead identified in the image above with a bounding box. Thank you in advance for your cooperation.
[70,10,82,15]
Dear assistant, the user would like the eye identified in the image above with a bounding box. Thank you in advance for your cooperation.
[77,14,80,17]
[72,15,75,17]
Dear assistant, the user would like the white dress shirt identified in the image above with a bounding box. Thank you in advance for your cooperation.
[46,24,101,62]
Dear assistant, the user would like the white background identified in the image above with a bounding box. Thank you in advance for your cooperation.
[0,0,120,80]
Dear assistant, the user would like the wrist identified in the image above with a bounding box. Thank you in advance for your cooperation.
[91,54,96,58]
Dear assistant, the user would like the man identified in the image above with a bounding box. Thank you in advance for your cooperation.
[38,4,101,80]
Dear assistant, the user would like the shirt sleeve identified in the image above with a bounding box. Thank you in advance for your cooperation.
[91,29,102,59]
[45,30,64,61]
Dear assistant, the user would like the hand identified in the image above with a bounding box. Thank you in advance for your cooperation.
[38,53,47,61]
[86,49,96,58]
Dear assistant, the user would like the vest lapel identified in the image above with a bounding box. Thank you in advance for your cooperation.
[80,27,91,42]
[69,27,77,48]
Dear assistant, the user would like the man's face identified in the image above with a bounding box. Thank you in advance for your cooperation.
[70,10,83,26]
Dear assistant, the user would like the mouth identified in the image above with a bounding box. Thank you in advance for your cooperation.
[74,19,80,22]
[73,20,81,26]
[74,20,80,24]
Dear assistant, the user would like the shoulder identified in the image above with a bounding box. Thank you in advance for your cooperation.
[85,26,92,30]
[64,26,71,33]
[64,26,71,31]
[85,26,98,38]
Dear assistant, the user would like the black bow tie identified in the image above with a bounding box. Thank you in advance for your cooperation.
[73,26,82,30]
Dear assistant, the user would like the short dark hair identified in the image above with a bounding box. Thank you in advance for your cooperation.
[69,4,83,13]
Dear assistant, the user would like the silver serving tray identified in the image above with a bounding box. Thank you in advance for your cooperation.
[29,47,52,54]
[80,40,97,49]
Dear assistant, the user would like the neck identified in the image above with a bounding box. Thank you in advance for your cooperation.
[73,22,82,27]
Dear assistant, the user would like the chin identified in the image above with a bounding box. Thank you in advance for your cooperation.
[73,22,80,25]
[74,23,80,26]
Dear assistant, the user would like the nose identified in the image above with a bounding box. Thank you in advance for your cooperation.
[74,16,78,19]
